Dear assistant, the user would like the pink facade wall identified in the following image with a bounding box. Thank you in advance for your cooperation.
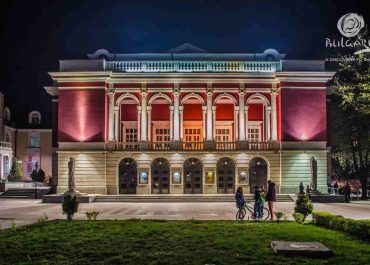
[58,90,106,142]
[281,89,327,141]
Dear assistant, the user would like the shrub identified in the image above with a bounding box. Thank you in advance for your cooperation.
[62,195,79,221]
[8,158,22,182]
[292,213,304,224]
[274,211,284,222]
[85,211,100,221]
[312,212,370,241]
[294,193,313,222]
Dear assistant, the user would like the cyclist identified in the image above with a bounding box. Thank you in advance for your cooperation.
[235,186,245,209]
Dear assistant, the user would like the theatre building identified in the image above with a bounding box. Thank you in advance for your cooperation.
[45,44,333,195]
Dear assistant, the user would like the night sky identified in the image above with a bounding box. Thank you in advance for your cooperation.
[0,0,368,127]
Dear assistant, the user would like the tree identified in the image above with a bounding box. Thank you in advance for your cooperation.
[9,158,22,182]
[328,53,370,198]
[62,195,79,221]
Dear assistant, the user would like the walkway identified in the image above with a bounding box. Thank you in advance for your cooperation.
[1,199,369,229]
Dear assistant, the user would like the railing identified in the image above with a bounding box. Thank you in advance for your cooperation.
[248,142,272,150]
[216,142,236,151]
[182,142,204,151]
[115,142,139,151]
[0,141,11,148]
[113,141,278,151]
[105,61,280,73]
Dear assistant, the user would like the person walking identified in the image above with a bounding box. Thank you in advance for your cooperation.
[265,180,276,220]
[344,182,351,203]
[259,185,266,218]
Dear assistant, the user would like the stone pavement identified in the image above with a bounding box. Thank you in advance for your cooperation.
[1,199,369,229]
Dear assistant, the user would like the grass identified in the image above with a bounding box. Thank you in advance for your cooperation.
[0,220,369,265]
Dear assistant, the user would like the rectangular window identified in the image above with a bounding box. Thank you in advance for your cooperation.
[248,128,260,142]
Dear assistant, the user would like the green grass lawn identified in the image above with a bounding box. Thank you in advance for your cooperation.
[0,220,369,265]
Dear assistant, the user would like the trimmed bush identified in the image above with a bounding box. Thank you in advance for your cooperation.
[312,212,370,241]
[292,213,304,224]
[294,193,313,222]
[62,195,79,221]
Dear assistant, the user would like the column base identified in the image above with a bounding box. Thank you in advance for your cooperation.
[139,141,150,150]
[204,140,216,150]
[106,141,116,151]
[171,140,182,150]
[270,140,280,149]
[236,140,248,150]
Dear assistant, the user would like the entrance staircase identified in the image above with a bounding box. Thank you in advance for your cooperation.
[93,194,294,203]
[0,188,50,199]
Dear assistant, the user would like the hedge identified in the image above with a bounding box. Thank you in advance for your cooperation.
[312,212,370,241]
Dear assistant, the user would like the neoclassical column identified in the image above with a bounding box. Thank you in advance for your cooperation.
[114,106,119,141]
[173,85,180,141]
[245,106,249,141]
[212,106,217,140]
[179,106,184,140]
[140,85,148,141]
[265,106,271,141]
[169,106,174,141]
[238,86,246,140]
[202,106,207,140]
[137,106,141,141]
[270,86,278,141]
[108,89,115,142]
[206,84,214,141]
[147,106,152,141]
[234,106,239,141]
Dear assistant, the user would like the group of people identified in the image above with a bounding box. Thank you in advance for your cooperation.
[235,180,276,220]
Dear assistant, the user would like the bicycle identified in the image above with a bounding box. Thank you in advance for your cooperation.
[236,201,270,221]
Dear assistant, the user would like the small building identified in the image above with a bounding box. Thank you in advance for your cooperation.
[45,44,334,195]
[0,91,52,181]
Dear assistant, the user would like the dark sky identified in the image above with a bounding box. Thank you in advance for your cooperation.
[0,0,368,127]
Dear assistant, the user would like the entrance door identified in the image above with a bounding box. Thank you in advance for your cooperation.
[118,158,137,194]
[249,157,268,193]
[183,157,203,194]
[151,158,170,194]
[217,157,235,194]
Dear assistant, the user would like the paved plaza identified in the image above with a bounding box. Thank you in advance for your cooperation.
[1,199,370,229]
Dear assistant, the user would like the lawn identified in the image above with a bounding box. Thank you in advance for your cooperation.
[0,220,369,265]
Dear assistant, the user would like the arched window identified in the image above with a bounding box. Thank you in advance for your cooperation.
[4,107,11,122]
[28,111,41,125]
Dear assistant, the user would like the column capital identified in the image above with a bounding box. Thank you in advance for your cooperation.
[212,106,217,111]
[238,83,245,94]
[140,82,148,95]
[179,106,184,112]
[169,106,175,111]
[206,82,214,95]
[137,106,142,111]
[108,83,115,94]
[173,82,180,95]
[235,106,240,111]
[114,106,119,111]
[202,106,207,112]
[245,105,249,111]
[147,106,152,111]
[270,84,279,95]
[266,106,272,112]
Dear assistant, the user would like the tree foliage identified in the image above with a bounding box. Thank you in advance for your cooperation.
[9,158,21,182]
[328,54,370,197]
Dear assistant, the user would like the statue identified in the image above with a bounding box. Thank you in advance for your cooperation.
[299,182,304,194]
[67,157,76,193]
[310,157,318,191]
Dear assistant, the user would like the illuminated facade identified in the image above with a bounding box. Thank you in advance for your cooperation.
[45,44,333,194]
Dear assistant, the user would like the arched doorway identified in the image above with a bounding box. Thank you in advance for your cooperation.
[151,158,170,194]
[184,157,203,194]
[217,157,235,194]
[249,157,268,193]
[118,158,137,194]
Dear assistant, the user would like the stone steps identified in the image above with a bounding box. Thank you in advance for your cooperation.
[0,188,50,199]
[93,194,294,203]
